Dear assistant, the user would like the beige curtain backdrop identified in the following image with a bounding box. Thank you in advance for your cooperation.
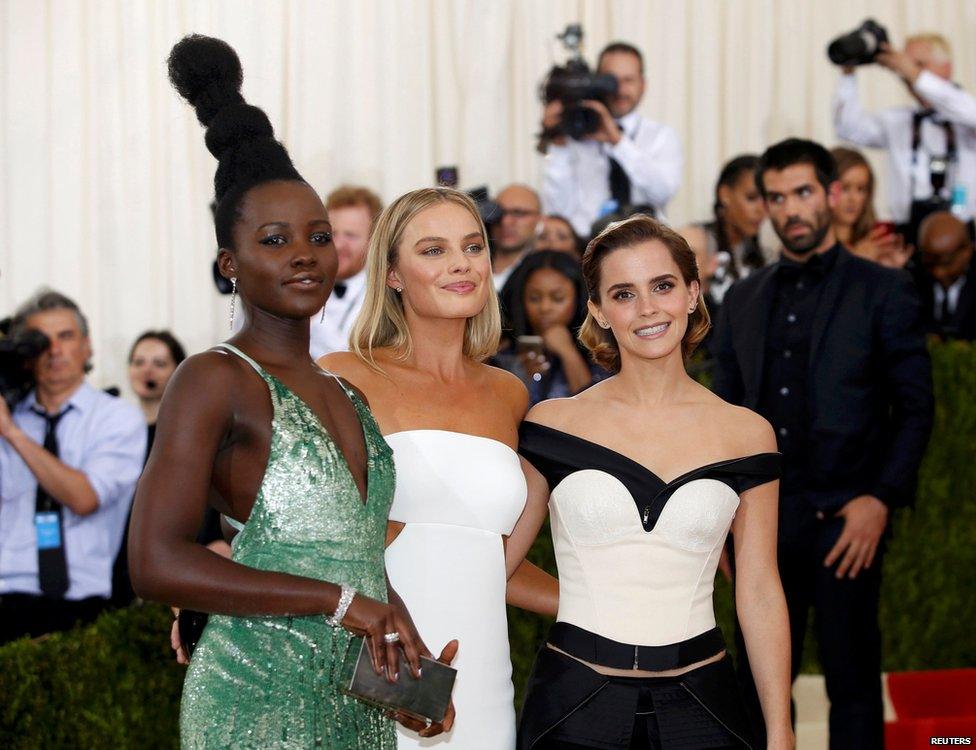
[2,0,974,393]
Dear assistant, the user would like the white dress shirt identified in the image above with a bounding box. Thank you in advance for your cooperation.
[933,275,967,321]
[542,110,683,237]
[309,268,367,359]
[0,383,146,600]
[834,71,976,223]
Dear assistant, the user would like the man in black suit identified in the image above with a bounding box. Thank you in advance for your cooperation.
[713,138,934,749]
[916,211,976,340]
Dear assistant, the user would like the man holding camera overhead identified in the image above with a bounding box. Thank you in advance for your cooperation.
[833,30,976,237]
[540,41,683,239]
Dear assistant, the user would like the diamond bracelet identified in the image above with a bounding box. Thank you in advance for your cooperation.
[326,584,356,627]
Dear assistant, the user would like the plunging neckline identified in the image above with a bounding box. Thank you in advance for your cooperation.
[265,372,372,508]
[521,421,779,489]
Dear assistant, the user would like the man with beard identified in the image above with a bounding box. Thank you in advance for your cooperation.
[712,138,933,749]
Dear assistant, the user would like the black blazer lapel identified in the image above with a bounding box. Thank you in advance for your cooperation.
[735,267,777,408]
[951,265,976,330]
[808,249,851,369]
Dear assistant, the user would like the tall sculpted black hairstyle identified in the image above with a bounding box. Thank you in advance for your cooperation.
[167,34,307,250]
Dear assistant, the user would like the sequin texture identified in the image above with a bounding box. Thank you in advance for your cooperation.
[180,366,397,750]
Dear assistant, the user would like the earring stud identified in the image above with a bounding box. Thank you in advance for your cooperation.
[395,287,403,293]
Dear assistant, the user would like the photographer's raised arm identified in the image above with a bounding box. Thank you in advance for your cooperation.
[128,353,344,617]
[914,71,976,128]
[833,73,887,148]
[0,399,99,516]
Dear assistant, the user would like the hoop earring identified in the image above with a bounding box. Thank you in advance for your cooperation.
[229,277,238,330]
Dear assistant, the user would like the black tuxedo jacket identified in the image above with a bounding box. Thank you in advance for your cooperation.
[914,262,976,341]
[712,247,934,510]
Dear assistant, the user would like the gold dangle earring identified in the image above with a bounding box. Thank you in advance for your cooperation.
[229,277,238,330]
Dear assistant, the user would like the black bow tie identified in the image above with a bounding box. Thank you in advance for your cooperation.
[777,254,827,281]
[333,282,347,299]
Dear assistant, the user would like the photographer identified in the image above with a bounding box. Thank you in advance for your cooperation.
[833,32,976,233]
[0,291,145,643]
[541,41,682,238]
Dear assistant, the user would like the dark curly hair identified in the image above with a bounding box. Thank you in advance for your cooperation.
[167,34,305,250]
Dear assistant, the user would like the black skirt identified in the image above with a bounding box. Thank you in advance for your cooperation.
[517,645,755,749]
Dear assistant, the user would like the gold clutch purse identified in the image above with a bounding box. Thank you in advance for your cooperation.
[341,637,457,723]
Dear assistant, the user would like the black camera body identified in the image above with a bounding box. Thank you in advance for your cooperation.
[541,24,618,141]
[0,319,50,408]
[827,19,889,66]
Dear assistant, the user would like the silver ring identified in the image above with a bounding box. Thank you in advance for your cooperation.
[383,631,400,644]
[424,718,432,729]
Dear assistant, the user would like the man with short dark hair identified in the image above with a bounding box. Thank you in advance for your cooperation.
[916,210,976,339]
[0,291,145,642]
[713,138,933,748]
[540,41,682,237]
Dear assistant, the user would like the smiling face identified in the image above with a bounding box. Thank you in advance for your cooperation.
[219,180,337,322]
[129,338,178,401]
[762,164,836,257]
[388,201,491,323]
[589,240,699,365]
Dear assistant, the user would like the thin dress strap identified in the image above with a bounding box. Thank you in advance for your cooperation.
[213,343,265,375]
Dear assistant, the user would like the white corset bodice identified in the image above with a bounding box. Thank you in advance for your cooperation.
[520,422,780,647]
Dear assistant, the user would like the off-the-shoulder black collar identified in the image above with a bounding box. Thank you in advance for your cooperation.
[519,421,781,532]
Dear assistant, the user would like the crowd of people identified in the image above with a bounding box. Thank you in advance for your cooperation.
[0,26,973,750]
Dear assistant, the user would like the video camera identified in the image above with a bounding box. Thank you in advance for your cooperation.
[540,24,618,142]
[0,317,50,408]
[827,19,889,67]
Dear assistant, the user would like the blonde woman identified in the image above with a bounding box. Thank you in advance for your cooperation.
[320,188,551,749]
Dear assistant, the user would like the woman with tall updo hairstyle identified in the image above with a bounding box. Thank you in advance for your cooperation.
[319,188,556,748]
[516,216,793,748]
[128,35,443,748]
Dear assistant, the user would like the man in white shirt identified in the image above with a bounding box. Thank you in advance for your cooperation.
[0,291,146,642]
[309,186,382,359]
[833,33,976,228]
[540,42,683,238]
[491,184,541,291]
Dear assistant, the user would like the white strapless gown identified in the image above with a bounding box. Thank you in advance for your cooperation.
[384,430,527,749]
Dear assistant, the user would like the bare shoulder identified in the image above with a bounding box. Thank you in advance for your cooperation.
[317,351,367,380]
[524,395,579,431]
[480,363,529,418]
[708,398,777,455]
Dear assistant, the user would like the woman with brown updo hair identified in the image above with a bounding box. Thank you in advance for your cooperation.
[516,215,792,748]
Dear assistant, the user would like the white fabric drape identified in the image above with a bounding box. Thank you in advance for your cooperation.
[2,0,974,392]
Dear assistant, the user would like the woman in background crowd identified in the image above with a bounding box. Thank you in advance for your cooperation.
[680,155,767,307]
[536,214,583,258]
[128,331,186,456]
[830,146,911,267]
[495,250,605,406]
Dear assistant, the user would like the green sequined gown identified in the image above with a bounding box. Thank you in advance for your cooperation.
[180,344,397,749]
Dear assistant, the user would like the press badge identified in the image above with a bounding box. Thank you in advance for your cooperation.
[35,512,62,550]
